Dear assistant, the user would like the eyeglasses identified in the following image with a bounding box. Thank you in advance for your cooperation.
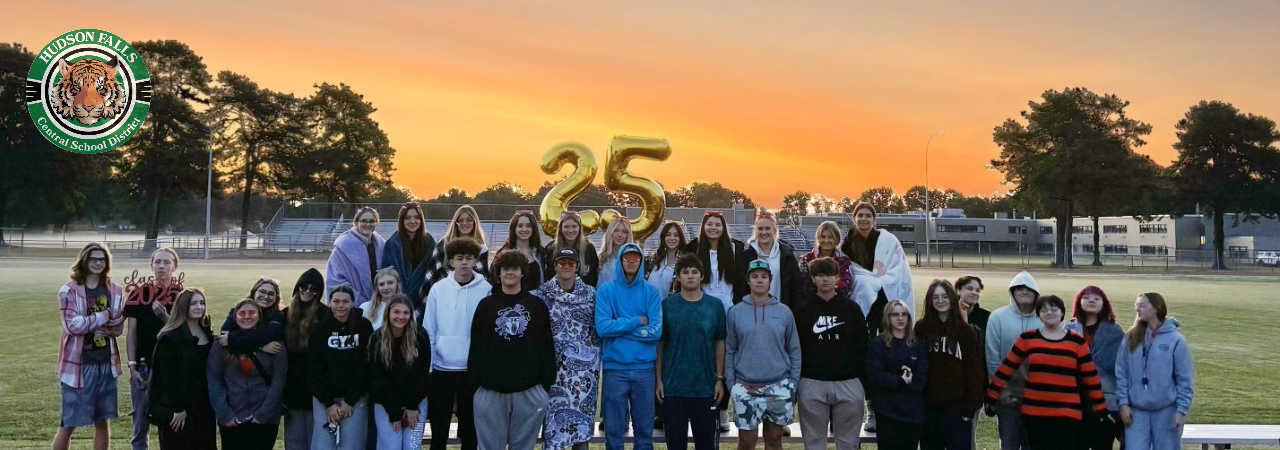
[255,289,278,298]
[88,257,107,263]
[357,219,378,225]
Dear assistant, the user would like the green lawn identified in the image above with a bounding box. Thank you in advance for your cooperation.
[2,258,1277,449]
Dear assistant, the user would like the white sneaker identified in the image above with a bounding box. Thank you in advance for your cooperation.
[718,410,731,432]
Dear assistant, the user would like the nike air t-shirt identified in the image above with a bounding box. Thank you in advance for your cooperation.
[793,292,868,381]
[659,293,727,398]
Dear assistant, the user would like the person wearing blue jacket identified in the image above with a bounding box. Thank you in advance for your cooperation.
[595,242,663,450]
[1117,292,1194,450]
[866,300,929,450]
[1065,286,1125,450]
[381,202,437,314]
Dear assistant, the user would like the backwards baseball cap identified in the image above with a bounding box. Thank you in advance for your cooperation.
[747,259,771,273]
[554,248,579,262]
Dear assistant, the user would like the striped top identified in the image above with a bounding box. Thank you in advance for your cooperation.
[986,329,1106,420]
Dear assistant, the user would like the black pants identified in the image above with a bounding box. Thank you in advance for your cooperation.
[1022,416,1080,450]
[1080,414,1123,450]
[661,396,718,450]
[218,422,278,450]
[921,406,974,450]
[429,370,477,450]
[876,414,922,450]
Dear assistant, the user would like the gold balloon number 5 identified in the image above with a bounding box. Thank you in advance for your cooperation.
[538,136,672,242]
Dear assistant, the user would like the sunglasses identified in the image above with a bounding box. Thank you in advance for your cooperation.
[561,211,581,219]
[748,259,769,271]
[515,209,535,216]
[236,310,260,318]
[400,202,420,210]
[703,211,724,217]
[88,257,107,263]
[621,253,642,262]
[555,260,578,268]
[299,284,319,293]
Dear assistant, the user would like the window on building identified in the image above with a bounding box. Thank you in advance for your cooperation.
[1040,226,1054,234]
[1103,225,1128,234]
[1078,244,1094,253]
[1073,225,1093,234]
[1139,224,1168,234]
[1036,243,1055,252]
[937,225,986,233]
[1008,226,1028,235]
[1104,245,1129,254]
[881,224,915,232]
[1229,246,1249,258]
[1140,245,1169,255]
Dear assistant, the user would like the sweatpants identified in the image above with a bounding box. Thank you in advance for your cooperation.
[796,377,865,450]
[374,398,428,450]
[1125,405,1182,450]
[429,370,477,450]
[283,408,312,450]
[1021,416,1080,450]
[875,414,922,450]
[920,406,973,450]
[310,396,368,450]
[995,406,1028,450]
[129,376,150,450]
[474,386,549,450]
[660,396,718,450]
[219,422,279,450]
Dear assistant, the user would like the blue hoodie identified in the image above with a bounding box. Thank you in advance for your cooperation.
[595,243,663,371]
[1116,321,1194,414]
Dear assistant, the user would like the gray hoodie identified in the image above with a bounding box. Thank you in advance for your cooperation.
[984,271,1043,376]
[1116,320,1195,414]
[725,294,801,388]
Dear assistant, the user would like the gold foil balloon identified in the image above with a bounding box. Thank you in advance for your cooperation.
[538,136,671,240]
[604,136,672,242]
[538,142,598,237]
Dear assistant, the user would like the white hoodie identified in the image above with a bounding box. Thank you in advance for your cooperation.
[422,273,492,371]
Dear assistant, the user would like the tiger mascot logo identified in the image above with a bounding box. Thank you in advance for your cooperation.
[50,56,128,126]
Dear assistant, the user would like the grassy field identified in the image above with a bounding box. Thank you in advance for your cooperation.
[1,258,1277,449]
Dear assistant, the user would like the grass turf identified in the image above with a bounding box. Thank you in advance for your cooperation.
[1,258,1276,449]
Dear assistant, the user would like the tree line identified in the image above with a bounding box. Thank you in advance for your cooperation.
[3,40,1277,268]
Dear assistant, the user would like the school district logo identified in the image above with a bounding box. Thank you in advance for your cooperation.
[26,29,151,154]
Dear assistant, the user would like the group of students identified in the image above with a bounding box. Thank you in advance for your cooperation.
[52,201,1195,450]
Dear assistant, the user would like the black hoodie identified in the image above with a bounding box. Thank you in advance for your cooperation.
[369,327,431,420]
[307,306,373,407]
[283,268,328,410]
[467,289,557,393]
[792,291,868,381]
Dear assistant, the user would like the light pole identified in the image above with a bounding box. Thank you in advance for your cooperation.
[204,147,212,260]
[924,130,945,265]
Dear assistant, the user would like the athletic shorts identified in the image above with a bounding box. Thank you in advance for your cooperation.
[60,363,119,428]
[730,378,795,430]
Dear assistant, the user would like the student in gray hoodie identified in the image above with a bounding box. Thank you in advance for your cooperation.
[725,259,801,450]
[983,271,1041,450]
[1116,292,1194,450]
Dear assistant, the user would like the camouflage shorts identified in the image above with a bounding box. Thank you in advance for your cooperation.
[730,378,795,430]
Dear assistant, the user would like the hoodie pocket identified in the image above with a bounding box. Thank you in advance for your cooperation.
[433,336,471,369]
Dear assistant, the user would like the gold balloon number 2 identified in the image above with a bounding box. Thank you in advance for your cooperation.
[539,136,672,242]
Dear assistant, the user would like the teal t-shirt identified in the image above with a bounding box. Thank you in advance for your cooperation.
[660,292,727,398]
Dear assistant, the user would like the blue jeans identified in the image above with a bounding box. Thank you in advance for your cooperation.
[602,368,656,450]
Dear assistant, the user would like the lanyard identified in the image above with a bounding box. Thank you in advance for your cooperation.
[1141,328,1157,387]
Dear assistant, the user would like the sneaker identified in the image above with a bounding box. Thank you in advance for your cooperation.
[863,413,877,433]
[718,410,731,432]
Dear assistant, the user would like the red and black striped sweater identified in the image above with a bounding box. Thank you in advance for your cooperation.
[986,329,1106,420]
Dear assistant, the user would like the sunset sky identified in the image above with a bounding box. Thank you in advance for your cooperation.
[12,1,1280,207]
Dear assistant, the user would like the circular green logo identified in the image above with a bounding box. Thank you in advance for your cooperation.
[26,29,151,154]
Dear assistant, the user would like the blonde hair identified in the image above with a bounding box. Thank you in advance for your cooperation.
[815,221,842,254]
[444,205,485,245]
[367,267,402,318]
[879,300,917,347]
[552,212,591,277]
[598,217,634,262]
[750,212,778,243]
[374,295,421,368]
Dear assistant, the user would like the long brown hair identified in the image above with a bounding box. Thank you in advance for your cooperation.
[1126,292,1168,351]
[879,300,917,346]
[695,212,739,286]
[286,274,324,352]
[397,202,430,269]
[374,294,421,368]
[646,221,687,278]
[552,211,591,277]
[919,279,966,337]
[70,242,112,285]
[443,205,485,245]
[159,287,209,335]
[842,202,878,269]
